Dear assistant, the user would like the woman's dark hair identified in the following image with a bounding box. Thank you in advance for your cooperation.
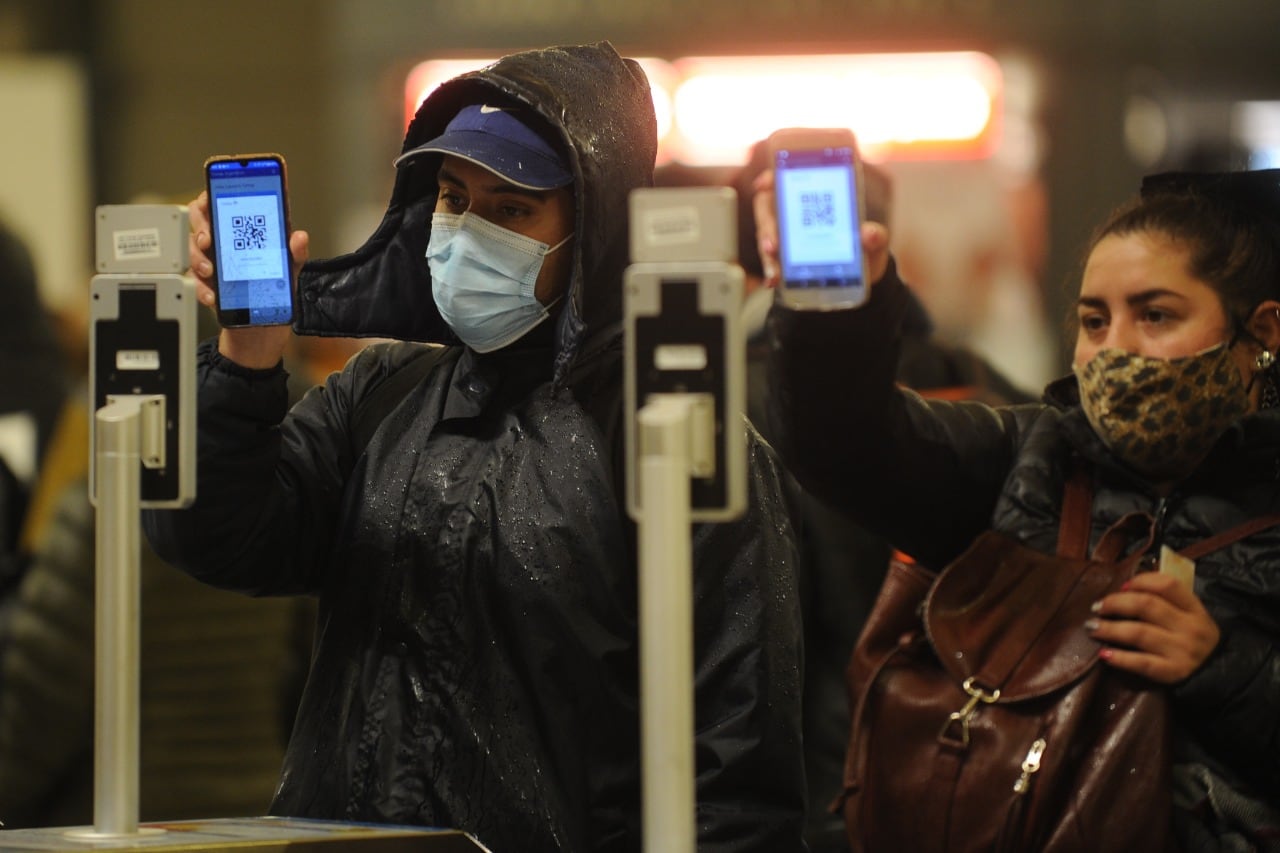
[1084,170,1280,331]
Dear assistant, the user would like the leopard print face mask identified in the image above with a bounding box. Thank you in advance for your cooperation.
[1074,342,1250,480]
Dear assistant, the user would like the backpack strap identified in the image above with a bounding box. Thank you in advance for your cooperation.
[1179,511,1280,560]
[1056,462,1155,562]
[1056,461,1093,559]
[350,344,452,455]
[1054,457,1280,562]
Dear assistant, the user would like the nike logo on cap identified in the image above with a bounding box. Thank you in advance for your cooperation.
[480,104,503,113]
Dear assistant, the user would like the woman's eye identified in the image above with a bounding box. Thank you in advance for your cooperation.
[438,189,465,210]
[1079,314,1106,332]
[1140,308,1171,325]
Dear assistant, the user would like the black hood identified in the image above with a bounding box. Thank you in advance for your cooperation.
[295,41,658,386]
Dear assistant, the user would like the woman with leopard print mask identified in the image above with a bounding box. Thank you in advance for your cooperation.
[1074,173,1280,486]
[763,168,1280,850]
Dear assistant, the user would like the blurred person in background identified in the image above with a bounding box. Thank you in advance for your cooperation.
[888,160,1058,392]
[0,217,70,595]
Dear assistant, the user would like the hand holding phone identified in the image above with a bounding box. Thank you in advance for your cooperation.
[203,153,294,327]
[767,127,870,310]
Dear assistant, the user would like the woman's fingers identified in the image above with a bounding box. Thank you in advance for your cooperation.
[1088,572,1220,684]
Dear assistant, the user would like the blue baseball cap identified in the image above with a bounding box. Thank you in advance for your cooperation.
[395,103,573,190]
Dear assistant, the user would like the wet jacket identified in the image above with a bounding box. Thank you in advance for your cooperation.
[145,43,805,853]
[768,268,1280,846]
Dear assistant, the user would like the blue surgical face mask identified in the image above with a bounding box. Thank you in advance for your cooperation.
[426,211,573,353]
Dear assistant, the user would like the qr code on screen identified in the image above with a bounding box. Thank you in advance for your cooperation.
[800,192,835,228]
[231,215,268,251]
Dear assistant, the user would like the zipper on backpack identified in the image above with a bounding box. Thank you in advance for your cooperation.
[996,736,1049,852]
[1013,738,1046,795]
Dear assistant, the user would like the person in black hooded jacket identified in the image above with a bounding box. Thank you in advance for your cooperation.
[763,168,1280,849]
[143,42,805,853]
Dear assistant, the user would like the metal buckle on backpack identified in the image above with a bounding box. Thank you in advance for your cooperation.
[938,677,1001,748]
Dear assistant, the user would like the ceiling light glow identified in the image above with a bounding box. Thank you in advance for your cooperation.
[406,51,1003,166]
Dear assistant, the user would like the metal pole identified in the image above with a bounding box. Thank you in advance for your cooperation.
[637,397,695,853]
[90,398,142,836]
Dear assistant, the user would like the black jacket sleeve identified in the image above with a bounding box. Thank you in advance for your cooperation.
[142,339,419,595]
[1173,592,1280,796]
[766,267,1029,569]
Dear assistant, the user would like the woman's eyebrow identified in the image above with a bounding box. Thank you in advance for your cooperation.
[1076,289,1186,309]
[1126,288,1187,307]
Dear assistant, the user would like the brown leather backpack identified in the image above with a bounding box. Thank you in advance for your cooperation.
[838,467,1280,853]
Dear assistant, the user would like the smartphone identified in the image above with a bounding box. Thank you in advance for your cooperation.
[203,153,294,326]
[768,127,869,310]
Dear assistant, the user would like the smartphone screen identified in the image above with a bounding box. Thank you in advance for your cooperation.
[205,155,293,326]
[774,143,866,304]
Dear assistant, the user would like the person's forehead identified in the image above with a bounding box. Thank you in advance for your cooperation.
[1084,232,1196,287]
[1080,232,1225,312]
[438,155,554,198]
